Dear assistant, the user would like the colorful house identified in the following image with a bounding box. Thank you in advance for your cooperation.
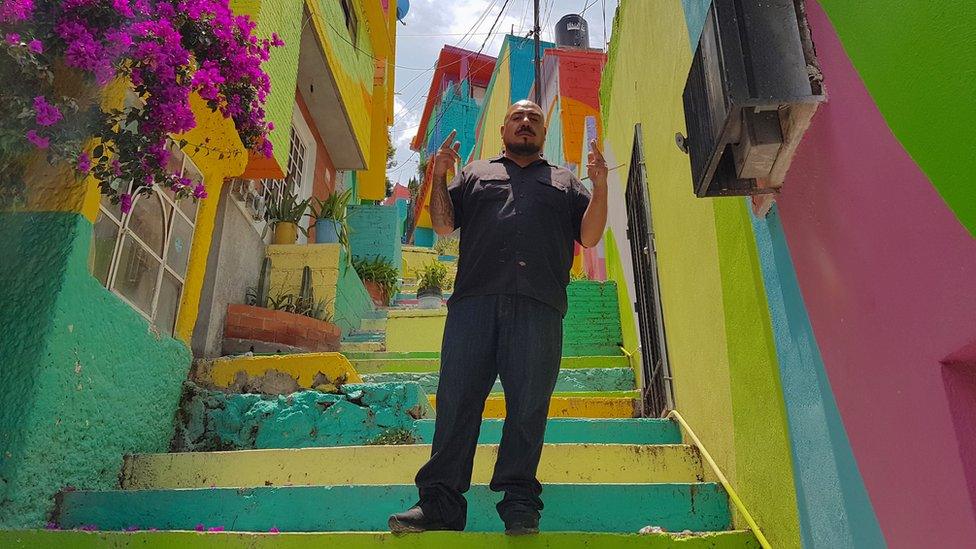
[406,45,495,247]
[598,0,976,547]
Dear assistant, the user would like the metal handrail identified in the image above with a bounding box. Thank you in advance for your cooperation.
[666,409,773,549]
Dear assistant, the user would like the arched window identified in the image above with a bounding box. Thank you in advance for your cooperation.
[89,145,201,336]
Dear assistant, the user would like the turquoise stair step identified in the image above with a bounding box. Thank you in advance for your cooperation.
[57,483,732,533]
[362,367,636,394]
[345,353,630,373]
[416,418,681,445]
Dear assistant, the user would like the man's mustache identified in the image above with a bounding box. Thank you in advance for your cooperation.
[516,126,536,136]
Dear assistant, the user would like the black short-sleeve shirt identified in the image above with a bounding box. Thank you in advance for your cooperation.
[446,154,591,316]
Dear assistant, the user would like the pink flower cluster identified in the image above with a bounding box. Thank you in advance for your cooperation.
[0,0,280,210]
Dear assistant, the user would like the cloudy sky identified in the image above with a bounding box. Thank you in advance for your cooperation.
[386,0,620,186]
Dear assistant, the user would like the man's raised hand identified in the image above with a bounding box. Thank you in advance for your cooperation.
[432,129,462,178]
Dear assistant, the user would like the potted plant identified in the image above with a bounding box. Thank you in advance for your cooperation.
[266,189,310,245]
[416,260,450,309]
[310,188,353,245]
[353,255,401,307]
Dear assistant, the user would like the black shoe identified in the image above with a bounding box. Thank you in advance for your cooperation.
[389,506,462,533]
[504,514,540,536]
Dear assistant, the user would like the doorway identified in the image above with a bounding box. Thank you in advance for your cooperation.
[625,124,674,417]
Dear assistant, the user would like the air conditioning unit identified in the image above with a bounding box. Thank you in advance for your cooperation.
[679,0,826,197]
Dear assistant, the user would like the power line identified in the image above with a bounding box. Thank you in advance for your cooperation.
[390,0,503,125]
[580,0,600,16]
[392,0,515,183]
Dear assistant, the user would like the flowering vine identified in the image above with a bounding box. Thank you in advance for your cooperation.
[0,0,281,211]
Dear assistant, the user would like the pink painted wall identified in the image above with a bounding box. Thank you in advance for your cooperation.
[776,3,976,545]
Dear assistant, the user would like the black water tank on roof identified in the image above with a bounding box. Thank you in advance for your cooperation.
[555,14,589,49]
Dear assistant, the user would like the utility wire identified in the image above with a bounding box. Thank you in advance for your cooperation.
[392,0,514,182]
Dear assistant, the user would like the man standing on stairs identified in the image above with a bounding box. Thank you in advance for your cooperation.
[390,100,609,535]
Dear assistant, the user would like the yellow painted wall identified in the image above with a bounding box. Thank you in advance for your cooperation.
[474,46,512,161]
[266,243,344,319]
[357,0,397,200]
[600,1,799,545]
[385,309,446,353]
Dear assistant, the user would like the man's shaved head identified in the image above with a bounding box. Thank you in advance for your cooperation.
[501,100,547,157]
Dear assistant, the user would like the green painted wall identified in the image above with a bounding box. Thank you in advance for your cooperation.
[600,1,800,546]
[230,0,304,170]
[333,248,373,335]
[563,281,623,357]
[818,1,976,237]
[0,212,191,528]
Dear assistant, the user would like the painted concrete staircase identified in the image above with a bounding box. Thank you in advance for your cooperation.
[49,349,760,547]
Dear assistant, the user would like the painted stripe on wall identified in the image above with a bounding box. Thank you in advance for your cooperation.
[751,205,885,549]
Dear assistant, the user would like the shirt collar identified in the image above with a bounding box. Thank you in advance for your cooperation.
[489,153,554,167]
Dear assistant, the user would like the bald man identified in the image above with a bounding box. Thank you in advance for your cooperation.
[389,100,609,535]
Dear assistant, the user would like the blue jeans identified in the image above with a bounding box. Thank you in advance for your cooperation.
[415,294,563,528]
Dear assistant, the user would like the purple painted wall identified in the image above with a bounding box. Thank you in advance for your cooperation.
[777,3,976,545]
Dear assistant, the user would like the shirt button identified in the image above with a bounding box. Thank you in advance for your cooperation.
[519,192,525,198]
[518,261,527,267]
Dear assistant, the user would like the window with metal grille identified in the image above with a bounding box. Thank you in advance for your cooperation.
[88,144,201,336]
[229,124,311,236]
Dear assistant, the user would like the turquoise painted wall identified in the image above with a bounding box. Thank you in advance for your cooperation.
[333,248,373,335]
[424,81,482,162]
[751,205,885,548]
[347,204,403,269]
[563,281,623,356]
[0,212,191,528]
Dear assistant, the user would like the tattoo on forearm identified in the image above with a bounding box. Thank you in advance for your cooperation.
[429,173,454,230]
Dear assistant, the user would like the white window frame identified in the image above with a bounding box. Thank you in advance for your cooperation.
[91,146,201,335]
[231,105,316,243]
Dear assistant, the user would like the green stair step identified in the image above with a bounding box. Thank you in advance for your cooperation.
[361,367,636,394]
[417,418,680,445]
[0,530,761,548]
[57,483,732,533]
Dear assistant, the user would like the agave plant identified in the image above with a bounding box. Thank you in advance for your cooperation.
[265,189,311,234]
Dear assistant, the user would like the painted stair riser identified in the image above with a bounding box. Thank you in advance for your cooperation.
[358,318,387,331]
[57,484,732,533]
[2,530,762,548]
[340,342,385,353]
[348,354,630,374]
[415,418,681,445]
[431,395,638,419]
[362,367,636,394]
[122,444,704,489]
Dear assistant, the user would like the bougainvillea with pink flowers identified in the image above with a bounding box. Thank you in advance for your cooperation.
[0,0,281,211]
